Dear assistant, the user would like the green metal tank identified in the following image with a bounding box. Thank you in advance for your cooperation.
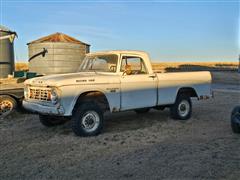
[0,25,16,78]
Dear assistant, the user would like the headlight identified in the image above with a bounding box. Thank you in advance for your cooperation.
[50,88,59,104]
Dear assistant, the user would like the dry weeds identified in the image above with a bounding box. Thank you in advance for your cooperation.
[15,62,238,72]
[15,62,29,71]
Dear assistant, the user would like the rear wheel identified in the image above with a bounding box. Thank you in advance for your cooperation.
[135,108,150,114]
[231,106,240,134]
[170,94,192,120]
[0,95,17,118]
[39,115,67,127]
[72,102,104,137]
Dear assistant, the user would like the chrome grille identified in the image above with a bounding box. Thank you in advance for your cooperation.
[29,87,51,101]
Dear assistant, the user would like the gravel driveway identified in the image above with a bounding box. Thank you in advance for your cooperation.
[0,72,239,179]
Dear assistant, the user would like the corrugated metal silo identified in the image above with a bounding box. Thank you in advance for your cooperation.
[0,25,16,78]
[28,32,90,75]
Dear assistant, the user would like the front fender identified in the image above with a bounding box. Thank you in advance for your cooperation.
[60,84,120,116]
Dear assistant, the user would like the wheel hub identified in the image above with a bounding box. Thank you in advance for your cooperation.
[180,104,186,111]
[84,115,95,127]
[0,100,13,116]
[178,100,190,117]
[81,111,100,132]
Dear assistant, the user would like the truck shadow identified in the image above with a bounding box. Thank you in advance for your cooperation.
[103,109,169,133]
[54,109,170,135]
[7,109,170,136]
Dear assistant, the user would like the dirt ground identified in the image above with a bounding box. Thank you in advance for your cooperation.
[0,72,239,179]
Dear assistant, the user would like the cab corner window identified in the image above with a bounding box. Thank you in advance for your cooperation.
[121,56,147,75]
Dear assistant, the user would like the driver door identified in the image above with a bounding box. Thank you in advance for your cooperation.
[120,56,157,110]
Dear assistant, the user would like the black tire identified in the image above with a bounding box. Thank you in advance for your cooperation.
[39,115,67,127]
[231,106,240,134]
[135,108,150,114]
[0,95,17,118]
[72,102,104,137]
[170,94,192,120]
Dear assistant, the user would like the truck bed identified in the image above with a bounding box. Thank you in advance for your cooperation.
[157,71,212,105]
[0,79,24,98]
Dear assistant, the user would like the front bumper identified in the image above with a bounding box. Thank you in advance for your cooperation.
[23,100,65,115]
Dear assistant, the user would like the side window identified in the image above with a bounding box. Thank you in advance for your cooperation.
[121,56,147,75]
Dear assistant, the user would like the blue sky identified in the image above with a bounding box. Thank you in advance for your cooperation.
[0,0,239,62]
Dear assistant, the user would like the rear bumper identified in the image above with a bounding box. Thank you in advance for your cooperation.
[22,100,65,115]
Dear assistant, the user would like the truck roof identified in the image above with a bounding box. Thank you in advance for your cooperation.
[87,50,149,57]
[86,50,154,74]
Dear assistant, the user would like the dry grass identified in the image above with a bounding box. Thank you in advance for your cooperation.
[15,62,238,72]
[152,62,238,72]
[15,62,29,71]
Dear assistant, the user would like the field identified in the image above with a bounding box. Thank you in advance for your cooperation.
[16,62,239,72]
[152,62,238,72]
[15,62,29,71]
[0,71,239,179]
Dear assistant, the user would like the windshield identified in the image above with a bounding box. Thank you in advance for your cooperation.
[78,54,118,72]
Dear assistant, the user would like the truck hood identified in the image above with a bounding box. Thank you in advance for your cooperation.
[25,72,120,87]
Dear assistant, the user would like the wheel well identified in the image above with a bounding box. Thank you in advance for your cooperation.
[0,94,20,103]
[73,91,110,113]
[177,87,198,98]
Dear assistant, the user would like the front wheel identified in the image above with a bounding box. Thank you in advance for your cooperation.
[170,94,192,120]
[231,106,240,134]
[71,102,104,137]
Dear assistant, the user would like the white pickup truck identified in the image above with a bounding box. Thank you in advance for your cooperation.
[23,50,212,136]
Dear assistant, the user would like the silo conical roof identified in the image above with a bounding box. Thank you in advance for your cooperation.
[27,32,90,45]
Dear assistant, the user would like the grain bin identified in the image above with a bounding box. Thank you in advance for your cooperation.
[28,32,90,75]
[0,25,17,78]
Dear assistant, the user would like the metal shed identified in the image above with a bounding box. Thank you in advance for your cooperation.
[28,32,90,75]
[0,25,16,78]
